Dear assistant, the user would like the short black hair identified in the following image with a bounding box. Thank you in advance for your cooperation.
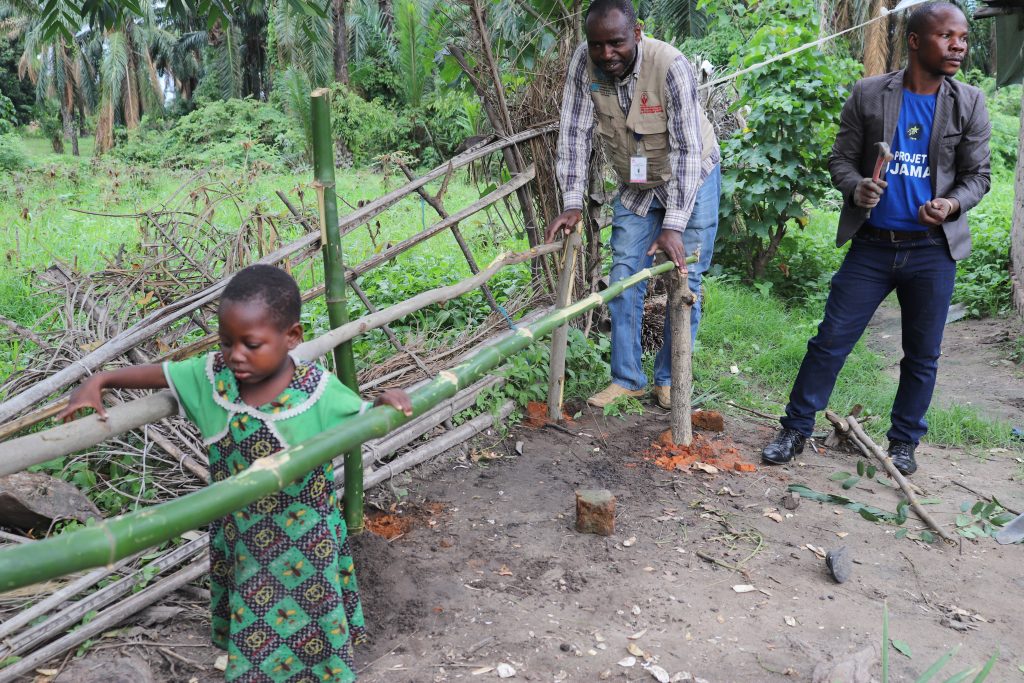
[906,1,964,39]
[584,0,637,26]
[220,264,301,329]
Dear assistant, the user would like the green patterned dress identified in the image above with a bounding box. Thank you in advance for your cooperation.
[164,352,369,683]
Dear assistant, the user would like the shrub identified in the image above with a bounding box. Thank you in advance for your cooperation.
[114,98,304,169]
[0,134,29,172]
[328,83,411,166]
[953,179,1014,317]
[719,0,861,280]
[0,93,15,135]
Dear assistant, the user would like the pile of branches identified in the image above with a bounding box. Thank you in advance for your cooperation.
[0,175,317,500]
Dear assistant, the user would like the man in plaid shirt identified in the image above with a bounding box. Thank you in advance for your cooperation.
[545,0,721,410]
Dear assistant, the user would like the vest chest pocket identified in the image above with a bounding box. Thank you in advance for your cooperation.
[632,117,668,153]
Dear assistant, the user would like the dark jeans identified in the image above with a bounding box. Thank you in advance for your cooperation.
[781,230,956,444]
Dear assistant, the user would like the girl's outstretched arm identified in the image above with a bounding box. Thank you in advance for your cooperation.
[59,364,169,422]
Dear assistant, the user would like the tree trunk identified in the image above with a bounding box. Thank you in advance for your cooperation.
[751,223,787,280]
[862,0,889,77]
[241,13,269,99]
[58,41,79,156]
[94,100,114,154]
[333,0,350,85]
[123,25,141,130]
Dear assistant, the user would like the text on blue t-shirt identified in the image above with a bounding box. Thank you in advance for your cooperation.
[869,90,936,232]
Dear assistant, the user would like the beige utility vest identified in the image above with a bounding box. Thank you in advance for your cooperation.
[586,37,716,190]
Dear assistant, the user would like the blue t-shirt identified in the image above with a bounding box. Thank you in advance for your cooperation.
[869,90,936,231]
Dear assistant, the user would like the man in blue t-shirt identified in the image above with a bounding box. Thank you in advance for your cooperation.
[761,1,991,475]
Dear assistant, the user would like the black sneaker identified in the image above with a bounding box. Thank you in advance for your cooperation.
[762,428,807,465]
[889,440,918,476]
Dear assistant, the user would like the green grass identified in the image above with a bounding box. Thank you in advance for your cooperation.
[0,133,524,382]
[3,132,1018,452]
[694,276,1023,450]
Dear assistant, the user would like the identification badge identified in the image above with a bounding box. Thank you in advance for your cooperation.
[629,156,648,184]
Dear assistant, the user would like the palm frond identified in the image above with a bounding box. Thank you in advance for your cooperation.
[653,0,707,41]
[100,29,129,115]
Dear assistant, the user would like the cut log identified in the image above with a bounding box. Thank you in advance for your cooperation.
[0,472,101,530]
[575,489,616,536]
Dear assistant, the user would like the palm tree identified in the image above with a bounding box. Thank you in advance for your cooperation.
[3,2,84,154]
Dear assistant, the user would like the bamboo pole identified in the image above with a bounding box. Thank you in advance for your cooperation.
[0,245,559,471]
[311,88,362,534]
[0,127,555,427]
[0,536,208,660]
[547,224,581,421]
[0,257,688,592]
[666,262,697,446]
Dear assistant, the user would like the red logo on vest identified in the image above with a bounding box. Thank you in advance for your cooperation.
[639,91,663,115]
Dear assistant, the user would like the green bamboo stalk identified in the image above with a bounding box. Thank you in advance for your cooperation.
[310,87,363,533]
[0,257,691,592]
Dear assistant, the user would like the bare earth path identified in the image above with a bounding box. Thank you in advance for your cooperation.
[37,313,1024,683]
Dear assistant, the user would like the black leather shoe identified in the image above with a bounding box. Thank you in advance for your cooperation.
[889,440,917,476]
[762,428,807,464]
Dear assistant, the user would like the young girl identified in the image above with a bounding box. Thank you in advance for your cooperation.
[60,264,412,683]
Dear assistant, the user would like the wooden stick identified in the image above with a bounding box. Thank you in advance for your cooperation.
[547,226,582,422]
[361,401,514,489]
[349,376,504,471]
[0,392,180,476]
[823,411,924,497]
[294,241,560,363]
[0,557,208,683]
[0,314,51,350]
[395,162,504,319]
[825,412,954,544]
[665,257,697,446]
[0,555,137,640]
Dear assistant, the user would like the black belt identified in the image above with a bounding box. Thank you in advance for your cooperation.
[857,224,945,242]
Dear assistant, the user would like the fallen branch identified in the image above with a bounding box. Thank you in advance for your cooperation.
[294,241,561,362]
[825,411,954,544]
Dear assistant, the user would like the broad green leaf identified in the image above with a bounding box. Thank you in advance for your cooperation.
[891,639,912,659]
[842,476,861,490]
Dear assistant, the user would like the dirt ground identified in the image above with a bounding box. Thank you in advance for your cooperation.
[33,311,1024,683]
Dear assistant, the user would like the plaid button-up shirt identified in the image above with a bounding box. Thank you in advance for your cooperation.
[555,40,719,232]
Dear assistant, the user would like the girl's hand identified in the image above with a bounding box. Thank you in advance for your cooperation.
[375,389,413,416]
[58,376,108,422]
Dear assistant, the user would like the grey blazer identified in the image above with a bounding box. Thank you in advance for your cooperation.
[829,69,991,260]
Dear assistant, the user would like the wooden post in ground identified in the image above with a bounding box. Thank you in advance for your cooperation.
[547,224,582,422]
[665,255,697,446]
[311,87,363,534]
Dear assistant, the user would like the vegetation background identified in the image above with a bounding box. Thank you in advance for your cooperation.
[0,0,1021,517]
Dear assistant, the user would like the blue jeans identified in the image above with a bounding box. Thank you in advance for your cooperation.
[781,230,956,444]
[608,165,721,390]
